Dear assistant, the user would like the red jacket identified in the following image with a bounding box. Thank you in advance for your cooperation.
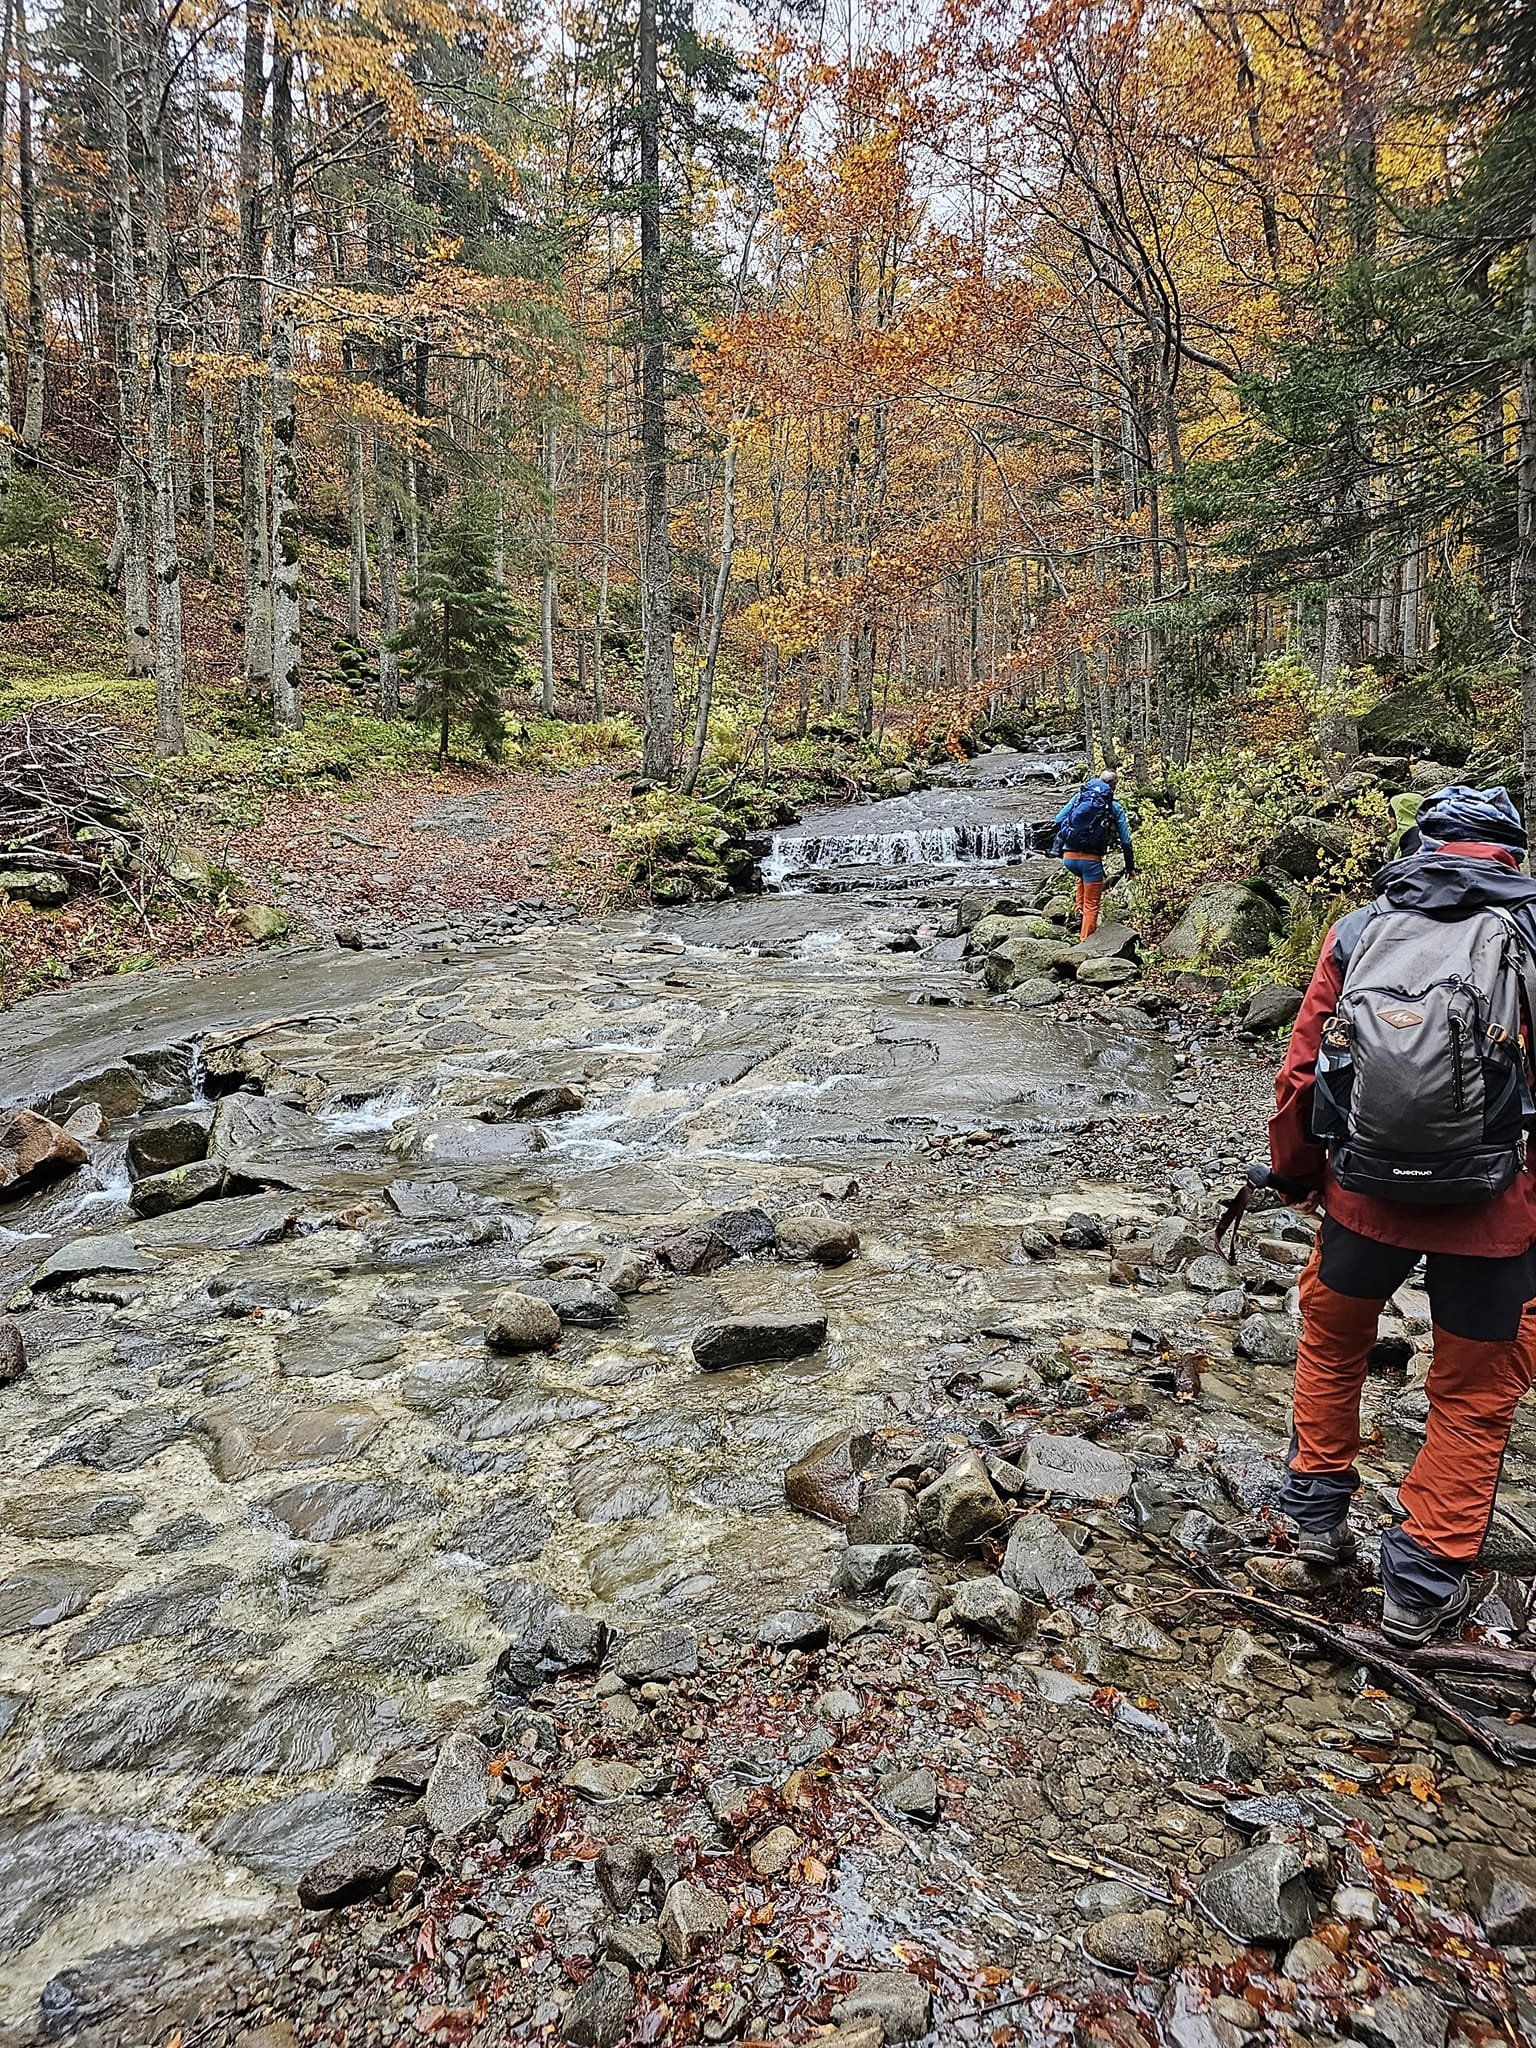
[1269,842,1536,1257]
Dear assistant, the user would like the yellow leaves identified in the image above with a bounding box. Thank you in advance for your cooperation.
[1379,1763,1442,1807]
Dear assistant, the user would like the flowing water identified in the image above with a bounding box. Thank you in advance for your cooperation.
[0,748,1183,2031]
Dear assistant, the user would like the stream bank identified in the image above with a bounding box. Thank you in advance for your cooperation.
[1,751,1534,2048]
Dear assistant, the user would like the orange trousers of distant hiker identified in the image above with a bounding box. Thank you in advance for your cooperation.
[1281,1217,1536,1602]
[1073,877,1104,941]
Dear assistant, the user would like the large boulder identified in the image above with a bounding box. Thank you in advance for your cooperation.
[784,1429,871,1523]
[1067,921,1139,966]
[1359,680,1473,767]
[485,1291,562,1353]
[692,1313,826,1370]
[1164,884,1283,964]
[1195,1842,1315,1943]
[1264,816,1352,880]
[129,1160,227,1218]
[1077,956,1139,988]
[1243,984,1305,1034]
[915,1452,1007,1554]
[0,868,69,907]
[983,933,1078,992]
[967,912,1056,955]
[126,1113,211,1180]
[0,1109,87,1202]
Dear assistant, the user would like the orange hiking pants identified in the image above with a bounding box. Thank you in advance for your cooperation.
[1071,876,1104,941]
[1280,1218,1536,1604]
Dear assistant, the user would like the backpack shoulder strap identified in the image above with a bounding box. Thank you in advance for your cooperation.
[1332,902,1379,974]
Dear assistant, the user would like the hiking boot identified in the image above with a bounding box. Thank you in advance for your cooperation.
[1276,1517,1357,1572]
[1294,1521,1357,1571]
[1380,1573,1477,1650]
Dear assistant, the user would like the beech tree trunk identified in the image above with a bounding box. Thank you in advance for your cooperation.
[374,435,401,717]
[139,0,185,754]
[238,0,272,696]
[15,0,43,464]
[268,40,301,729]
[102,0,152,677]
[637,0,676,781]
[1517,217,1536,850]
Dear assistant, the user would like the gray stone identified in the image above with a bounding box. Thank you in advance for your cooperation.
[1068,921,1140,965]
[777,1215,860,1265]
[213,1791,377,1883]
[1164,883,1283,963]
[0,1317,22,1384]
[758,1609,829,1651]
[612,1624,699,1684]
[658,1879,730,1963]
[707,1206,778,1257]
[1264,816,1351,881]
[950,1575,1028,1643]
[1194,1842,1314,1943]
[604,1924,663,1973]
[0,1812,173,1959]
[485,1290,562,1353]
[4,1488,141,1539]
[128,1159,228,1218]
[1352,1987,1449,2048]
[817,1687,861,1722]
[0,1563,118,1637]
[1465,1847,1536,1943]
[1181,1715,1265,1786]
[563,1759,645,1801]
[125,1113,211,1179]
[836,1543,923,1595]
[1234,1312,1299,1366]
[1057,1212,1109,1250]
[883,1768,940,1825]
[278,1318,404,1379]
[296,1826,406,1908]
[1098,1603,1180,1662]
[0,866,69,906]
[1243,985,1305,1034]
[783,1429,871,1523]
[1077,955,1140,987]
[1185,1253,1239,1294]
[599,1248,653,1295]
[261,1479,420,1543]
[886,1569,946,1620]
[23,1233,159,1296]
[1021,1433,1132,1503]
[1083,1909,1180,1975]
[564,1964,635,2047]
[983,933,1077,991]
[1148,1219,1204,1269]
[496,1083,586,1121]
[423,1730,491,1835]
[64,1566,233,1665]
[916,1452,1006,1554]
[847,1484,915,1545]
[693,1313,827,1370]
[596,1842,651,1912]
[448,1491,554,1566]
[1001,1512,1096,1603]
[523,1277,626,1327]
[195,1400,383,1480]
[832,1970,933,2041]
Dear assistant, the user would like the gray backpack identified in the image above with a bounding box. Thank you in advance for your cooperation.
[1313,904,1536,1203]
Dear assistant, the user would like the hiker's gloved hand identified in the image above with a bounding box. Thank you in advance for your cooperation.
[1263,1165,1320,1210]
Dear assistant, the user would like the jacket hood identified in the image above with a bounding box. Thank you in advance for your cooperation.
[1372,850,1536,916]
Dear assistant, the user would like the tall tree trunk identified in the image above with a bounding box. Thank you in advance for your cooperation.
[541,413,556,714]
[637,0,675,780]
[102,0,152,676]
[682,439,735,794]
[268,39,301,729]
[1516,216,1536,850]
[346,413,367,640]
[139,0,185,753]
[238,0,272,696]
[15,0,43,463]
[374,435,401,716]
[0,0,16,506]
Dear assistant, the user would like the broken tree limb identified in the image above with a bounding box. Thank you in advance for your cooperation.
[1158,1545,1525,1768]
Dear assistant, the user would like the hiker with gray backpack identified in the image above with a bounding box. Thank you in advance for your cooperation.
[1265,785,1536,1647]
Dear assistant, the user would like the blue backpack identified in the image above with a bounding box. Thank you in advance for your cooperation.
[1056,779,1116,856]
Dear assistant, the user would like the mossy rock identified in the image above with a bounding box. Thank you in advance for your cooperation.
[1358,681,1474,767]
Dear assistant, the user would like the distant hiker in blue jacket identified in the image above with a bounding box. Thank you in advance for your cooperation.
[1051,770,1134,940]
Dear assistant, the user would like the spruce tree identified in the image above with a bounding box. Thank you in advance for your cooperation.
[394,503,531,767]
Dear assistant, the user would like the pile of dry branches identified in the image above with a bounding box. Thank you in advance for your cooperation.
[0,710,147,902]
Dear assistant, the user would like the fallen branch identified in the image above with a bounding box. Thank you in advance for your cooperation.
[1159,1545,1525,1768]
[201,1013,340,1055]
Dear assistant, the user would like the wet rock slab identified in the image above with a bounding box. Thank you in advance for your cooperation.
[692,1313,828,1369]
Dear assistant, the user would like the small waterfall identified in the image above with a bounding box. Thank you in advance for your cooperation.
[763,820,1036,884]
